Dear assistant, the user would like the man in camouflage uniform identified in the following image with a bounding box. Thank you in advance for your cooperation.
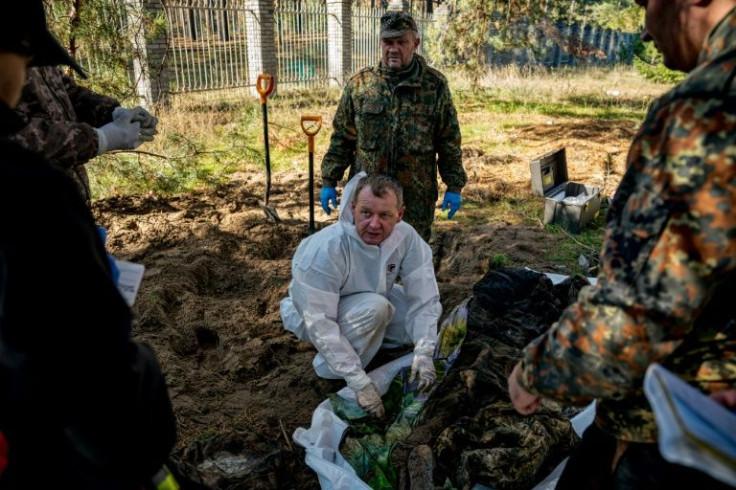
[11,66,159,205]
[320,11,466,242]
[507,0,736,488]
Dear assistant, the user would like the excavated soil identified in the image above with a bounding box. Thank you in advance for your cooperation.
[92,117,634,489]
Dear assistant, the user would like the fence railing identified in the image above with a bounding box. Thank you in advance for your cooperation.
[352,6,382,74]
[275,1,330,88]
[486,20,637,67]
[166,0,252,93]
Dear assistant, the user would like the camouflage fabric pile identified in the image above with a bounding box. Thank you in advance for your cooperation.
[336,268,588,489]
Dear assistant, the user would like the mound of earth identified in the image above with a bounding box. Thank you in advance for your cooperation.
[92,120,631,488]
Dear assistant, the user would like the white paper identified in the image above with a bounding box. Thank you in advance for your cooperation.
[114,259,145,307]
[644,363,736,487]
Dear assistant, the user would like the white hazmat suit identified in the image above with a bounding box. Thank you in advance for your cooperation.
[280,172,441,394]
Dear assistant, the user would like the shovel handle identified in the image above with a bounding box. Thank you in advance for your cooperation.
[301,115,322,153]
[256,73,275,104]
[300,115,322,136]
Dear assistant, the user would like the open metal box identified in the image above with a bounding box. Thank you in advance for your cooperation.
[530,148,601,233]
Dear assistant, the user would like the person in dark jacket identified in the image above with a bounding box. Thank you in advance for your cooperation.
[0,2,177,488]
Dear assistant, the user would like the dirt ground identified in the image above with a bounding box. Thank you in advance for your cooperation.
[92,116,634,489]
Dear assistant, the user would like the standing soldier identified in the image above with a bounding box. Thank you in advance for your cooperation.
[320,10,466,242]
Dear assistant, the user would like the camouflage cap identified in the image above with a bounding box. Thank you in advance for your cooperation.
[380,11,418,38]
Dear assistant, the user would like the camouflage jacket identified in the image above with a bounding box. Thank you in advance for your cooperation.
[519,8,736,443]
[10,66,119,204]
[321,55,465,236]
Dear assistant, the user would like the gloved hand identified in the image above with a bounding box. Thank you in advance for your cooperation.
[96,226,120,285]
[95,115,141,154]
[113,106,159,142]
[356,382,386,419]
[409,354,436,392]
[320,186,338,215]
[441,191,462,219]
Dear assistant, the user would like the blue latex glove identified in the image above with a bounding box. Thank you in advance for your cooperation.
[96,226,120,285]
[441,191,462,219]
[320,186,338,215]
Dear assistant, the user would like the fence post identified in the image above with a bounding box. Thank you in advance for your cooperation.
[553,21,565,67]
[245,0,278,97]
[386,0,409,11]
[126,0,170,107]
[608,30,619,63]
[601,29,612,65]
[326,0,352,87]
[581,23,594,65]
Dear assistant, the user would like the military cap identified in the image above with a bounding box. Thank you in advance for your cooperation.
[380,11,418,38]
[1,0,86,78]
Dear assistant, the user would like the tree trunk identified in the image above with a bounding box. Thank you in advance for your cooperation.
[68,0,83,77]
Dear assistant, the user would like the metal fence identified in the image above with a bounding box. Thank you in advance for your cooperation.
[274,0,330,88]
[54,0,637,100]
[352,6,382,73]
[165,0,252,92]
[163,1,432,93]
[486,20,637,67]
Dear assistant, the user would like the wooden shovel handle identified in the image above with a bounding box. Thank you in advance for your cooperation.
[300,115,322,152]
[256,73,275,103]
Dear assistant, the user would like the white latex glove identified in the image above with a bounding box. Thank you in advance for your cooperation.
[356,383,386,419]
[95,115,141,154]
[409,354,436,392]
[112,106,159,141]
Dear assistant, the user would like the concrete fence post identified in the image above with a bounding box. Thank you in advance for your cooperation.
[125,0,170,107]
[386,0,409,11]
[245,0,278,97]
[326,0,352,87]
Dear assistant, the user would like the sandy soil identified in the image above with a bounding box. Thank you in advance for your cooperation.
[92,117,634,489]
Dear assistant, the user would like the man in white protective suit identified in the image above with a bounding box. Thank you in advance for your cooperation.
[280,172,441,418]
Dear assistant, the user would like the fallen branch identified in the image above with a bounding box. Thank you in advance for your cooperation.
[558,226,598,253]
[538,218,599,253]
[109,149,168,159]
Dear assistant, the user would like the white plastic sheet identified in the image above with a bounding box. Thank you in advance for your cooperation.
[293,353,414,490]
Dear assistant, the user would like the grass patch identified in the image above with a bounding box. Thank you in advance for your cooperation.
[488,253,513,269]
[543,208,609,275]
[89,65,668,200]
[88,64,670,275]
[455,92,648,120]
[450,198,543,227]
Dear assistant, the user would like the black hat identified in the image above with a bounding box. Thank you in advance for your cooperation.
[380,11,418,39]
[1,1,87,78]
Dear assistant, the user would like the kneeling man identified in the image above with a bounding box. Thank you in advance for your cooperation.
[280,173,440,418]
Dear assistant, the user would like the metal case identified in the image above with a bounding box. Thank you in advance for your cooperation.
[530,148,601,233]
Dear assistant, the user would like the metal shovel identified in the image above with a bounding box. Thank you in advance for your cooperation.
[300,115,322,234]
[257,73,280,222]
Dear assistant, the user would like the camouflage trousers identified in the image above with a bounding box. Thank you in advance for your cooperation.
[402,187,436,243]
[405,217,432,243]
